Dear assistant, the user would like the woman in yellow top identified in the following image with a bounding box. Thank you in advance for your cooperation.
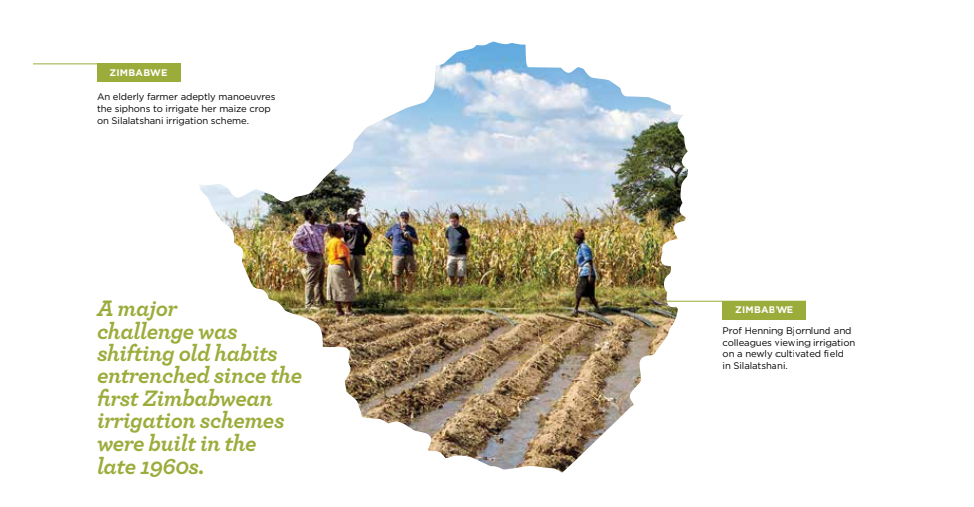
[325,224,356,316]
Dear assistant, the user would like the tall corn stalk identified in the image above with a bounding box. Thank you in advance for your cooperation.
[227,204,675,292]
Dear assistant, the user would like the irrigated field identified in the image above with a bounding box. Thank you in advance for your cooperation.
[312,311,673,470]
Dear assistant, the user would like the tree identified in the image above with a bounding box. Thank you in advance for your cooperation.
[613,121,686,224]
[261,171,365,223]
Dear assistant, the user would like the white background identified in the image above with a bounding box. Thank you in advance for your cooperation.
[3,1,973,505]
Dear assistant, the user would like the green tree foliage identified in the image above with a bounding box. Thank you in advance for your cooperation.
[613,121,686,224]
[261,171,365,224]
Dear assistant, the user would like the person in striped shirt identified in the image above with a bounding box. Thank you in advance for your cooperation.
[292,209,329,308]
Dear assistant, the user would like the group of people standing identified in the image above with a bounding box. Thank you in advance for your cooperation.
[290,208,370,315]
[291,208,472,316]
[291,207,599,317]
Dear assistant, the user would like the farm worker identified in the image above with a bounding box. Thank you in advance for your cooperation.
[572,228,601,317]
[291,209,329,308]
[340,208,373,293]
[384,211,419,293]
[325,223,356,316]
[444,212,471,286]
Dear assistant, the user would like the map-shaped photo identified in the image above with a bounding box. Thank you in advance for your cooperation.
[204,43,683,470]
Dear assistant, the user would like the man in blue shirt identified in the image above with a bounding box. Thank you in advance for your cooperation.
[573,228,600,316]
[384,211,419,292]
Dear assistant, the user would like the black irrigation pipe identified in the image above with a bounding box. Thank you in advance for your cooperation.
[470,308,518,326]
[544,313,604,329]
[601,305,641,313]
[292,306,675,320]
[602,306,659,328]
[645,307,677,319]
[600,305,642,313]
[638,292,678,309]
[619,310,658,328]
[562,307,614,326]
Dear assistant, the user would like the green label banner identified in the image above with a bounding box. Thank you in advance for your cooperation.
[721,301,806,320]
[97,63,181,82]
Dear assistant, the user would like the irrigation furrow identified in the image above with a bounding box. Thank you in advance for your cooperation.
[428,322,599,459]
[365,316,566,425]
[588,326,654,447]
[322,315,425,347]
[314,314,381,335]
[358,325,513,414]
[519,319,640,470]
[408,335,544,435]
[479,340,598,468]
[345,318,469,368]
[344,318,505,402]
[649,318,673,356]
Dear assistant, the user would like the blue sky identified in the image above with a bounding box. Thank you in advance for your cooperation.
[205,43,676,219]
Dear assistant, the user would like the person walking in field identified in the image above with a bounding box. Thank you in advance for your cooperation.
[444,212,471,286]
[291,209,329,308]
[385,211,419,293]
[572,228,601,317]
[325,223,356,316]
[340,208,372,293]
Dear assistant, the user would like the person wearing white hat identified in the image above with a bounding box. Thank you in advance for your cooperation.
[340,207,372,293]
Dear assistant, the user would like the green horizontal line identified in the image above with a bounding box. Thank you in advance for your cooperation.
[667,300,804,302]
[33,63,96,65]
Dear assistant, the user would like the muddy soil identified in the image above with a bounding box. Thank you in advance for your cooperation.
[345,318,468,368]
[649,318,672,355]
[594,326,654,439]
[315,312,674,471]
[357,325,512,414]
[519,320,639,470]
[366,317,566,424]
[428,322,599,458]
[480,345,593,468]
[344,318,504,402]
[408,338,543,435]
[321,315,424,347]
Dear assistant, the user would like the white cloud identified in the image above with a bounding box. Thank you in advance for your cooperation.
[434,62,470,93]
[545,107,679,141]
[435,63,589,117]
[359,115,661,176]
[484,175,528,196]
[342,67,680,216]
[589,107,680,139]
[482,118,534,135]
[462,147,484,161]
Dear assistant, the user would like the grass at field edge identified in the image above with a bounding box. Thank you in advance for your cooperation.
[261,284,673,315]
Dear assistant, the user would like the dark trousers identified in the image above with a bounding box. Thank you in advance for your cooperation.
[351,254,365,293]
